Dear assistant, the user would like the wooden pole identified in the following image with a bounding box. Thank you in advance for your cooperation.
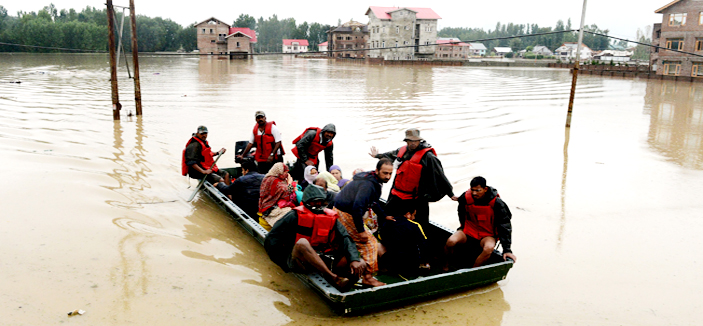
[565,0,588,128]
[129,0,143,116]
[106,0,120,120]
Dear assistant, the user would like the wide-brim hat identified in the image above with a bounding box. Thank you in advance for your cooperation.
[403,128,423,141]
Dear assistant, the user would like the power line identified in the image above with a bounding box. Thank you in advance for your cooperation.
[581,30,703,59]
[0,41,106,53]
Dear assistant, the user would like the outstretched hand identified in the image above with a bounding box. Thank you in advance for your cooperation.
[368,146,379,158]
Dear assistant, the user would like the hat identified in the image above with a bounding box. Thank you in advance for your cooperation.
[255,111,266,118]
[403,128,423,141]
[197,125,208,134]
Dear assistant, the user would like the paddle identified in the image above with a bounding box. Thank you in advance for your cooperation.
[187,149,225,202]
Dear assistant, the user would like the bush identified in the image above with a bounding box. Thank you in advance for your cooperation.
[505,52,514,58]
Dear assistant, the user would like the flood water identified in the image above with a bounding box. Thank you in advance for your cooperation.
[1,53,702,325]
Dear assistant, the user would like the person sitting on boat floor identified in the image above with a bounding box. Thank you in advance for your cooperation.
[313,176,336,209]
[443,176,516,271]
[369,128,457,231]
[329,165,350,189]
[301,165,318,190]
[220,159,264,219]
[290,124,336,182]
[258,163,296,231]
[236,111,284,174]
[379,202,430,278]
[182,125,229,189]
[264,185,367,291]
[332,158,395,287]
[317,170,340,192]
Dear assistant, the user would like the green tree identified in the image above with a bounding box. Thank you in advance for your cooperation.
[233,14,256,30]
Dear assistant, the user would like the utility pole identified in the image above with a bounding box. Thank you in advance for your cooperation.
[106,0,120,120]
[129,0,142,116]
[565,0,587,128]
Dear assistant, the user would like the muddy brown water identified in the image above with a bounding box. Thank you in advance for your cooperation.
[1,53,701,325]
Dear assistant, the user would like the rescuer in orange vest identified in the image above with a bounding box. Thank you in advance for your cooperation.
[443,176,516,270]
[264,185,366,291]
[369,128,457,230]
[290,124,336,182]
[237,111,284,174]
[182,125,229,188]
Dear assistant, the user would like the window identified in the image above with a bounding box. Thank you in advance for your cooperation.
[211,40,215,43]
[697,38,703,51]
[666,38,684,50]
[236,42,240,47]
[396,26,400,34]
[202,29,205,33]
[210,29,213,34]
[668,13,687,26]
[395,41,398,47]
[382,41,385,48]
[663,61,681,75]
[693,63,703,77]
[405,26,409,30]
[700,12,703,25]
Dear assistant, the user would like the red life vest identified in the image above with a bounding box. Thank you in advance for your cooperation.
[462,191,497,240]
[293,206,337,252]
[291,127,333,166]
[390,146,436,200]
[181,136,219,176]
[252,121,285,162]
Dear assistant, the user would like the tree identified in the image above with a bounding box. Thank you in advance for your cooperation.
[233,14,255,30]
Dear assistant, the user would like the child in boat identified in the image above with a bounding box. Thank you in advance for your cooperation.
[379,203,430,278]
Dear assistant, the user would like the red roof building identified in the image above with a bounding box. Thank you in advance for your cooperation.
[365,6,441,20]
[228,27,257,43]
[282,39,309,53]
[283,39,309,46]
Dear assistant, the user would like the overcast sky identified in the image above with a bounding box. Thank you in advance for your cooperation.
[4,0,670,40]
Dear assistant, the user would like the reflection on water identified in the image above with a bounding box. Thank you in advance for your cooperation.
[644,81,703,169]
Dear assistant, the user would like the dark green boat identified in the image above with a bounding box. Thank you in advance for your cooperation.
[201,179,513,315]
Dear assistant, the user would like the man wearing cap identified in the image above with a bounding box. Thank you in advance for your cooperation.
[369,128,457,230]
[290,124,336,182]
[237,111,284,174]
[182,125,229,186]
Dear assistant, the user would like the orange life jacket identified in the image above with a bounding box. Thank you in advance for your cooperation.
[462,191,497,240]
[293,205,337,252]
[390,146,436,200]
[291,127,333,166]
[181,136,219,176]
[252,121,284,162]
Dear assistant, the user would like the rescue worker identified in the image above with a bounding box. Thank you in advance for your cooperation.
[290,124,336,182]
[369,128,456,230]
[444,176,516,270]
[264,186,366,291]
[182,125,229,187]
[237,111,284,174]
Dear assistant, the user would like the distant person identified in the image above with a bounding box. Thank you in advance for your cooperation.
[182,125,229,188]
[290,124,336,181]
[369,128,456,230]
[264,186,366,291]
[333,158,395,287]
[444,176,516,270]
[329,165,350,188]
[379,202,430,278]
[237,111,284,174]
[220,159,264,219]
[258,162,296,231]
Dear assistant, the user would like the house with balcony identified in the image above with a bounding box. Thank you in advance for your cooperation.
[554,42,593,61]
[226,27,257,56]
[365,6,440,60]
[327,20,369,58]
[283,39,309,53]
[435,38,470,59]
[194,17,257,56]
[650,0,703,77]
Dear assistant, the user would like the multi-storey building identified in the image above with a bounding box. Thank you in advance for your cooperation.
[195,17,257,56]
[327,21,369,58]
[435,38,470,59]
[650,0,703,77]
[365,6,440,60]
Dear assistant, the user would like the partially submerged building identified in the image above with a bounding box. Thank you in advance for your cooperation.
[435,38,470,59]
[650,0,703,76]
[282,39,309,53]
[365,6,440,60]
[194,17,257,56]
[328,20,369,58]
[554,42,593,61]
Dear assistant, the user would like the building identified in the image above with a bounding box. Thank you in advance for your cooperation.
[435,38,470,59]
[554,42,593,61]
[468,43,487,56]
[327,20,369,58]
[194,17,257,56]
[533,45,554,57]
[318,41,328,52]
[226,27,257,56]
[366,6,441,60]
[493,47,513,57]
[593,50,633,62]
[650,0,703,77]
[282,39,308,53]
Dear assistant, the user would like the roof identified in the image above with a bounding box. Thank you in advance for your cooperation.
[437,38,469,46]
[468,43,487,50]
[283,39,309,46]
[194,17,231,28]
[365,6,441,20]
[318,41,328,46]
[558,42,592,51]
[227,27,257,43]
[494,47,513,53]
[595,50,633,57]
[655,0,682,13]
[332,24,369,33]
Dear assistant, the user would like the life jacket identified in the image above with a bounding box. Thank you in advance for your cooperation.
[293,205,337,252]
[252,121,285,162]
[390,146,436,200]
[462,191,497,239]
[291,127,333,166]
[181,136,219,176]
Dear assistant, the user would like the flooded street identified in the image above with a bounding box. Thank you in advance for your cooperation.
[1,53,701,325]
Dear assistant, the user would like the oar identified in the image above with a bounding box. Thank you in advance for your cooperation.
[187,150,224,202]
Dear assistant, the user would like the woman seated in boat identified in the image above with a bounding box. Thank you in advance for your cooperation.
[317,170,341,192]
[258,162,296,231]
[264,186,366,291]
[328,165,350,189]
[300,165,319,190]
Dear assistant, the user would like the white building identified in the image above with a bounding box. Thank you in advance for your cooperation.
[493,47,513,56]
[366,6,441,60]
[318,41,328,52]
[593,50,633,62]
[283,39,308,53]
[554,42,593,61]
[468,43,487,56]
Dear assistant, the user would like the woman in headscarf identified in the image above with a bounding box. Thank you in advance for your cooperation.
[329,165,349,189]
[258,162,295,231]
[301,165,319,190]
[318,170,340,192]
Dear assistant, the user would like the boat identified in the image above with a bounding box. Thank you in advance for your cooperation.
[200,173,513,315]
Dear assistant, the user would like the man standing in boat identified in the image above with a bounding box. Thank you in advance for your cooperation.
[236,111,284,174]
[182,125,229,187]
[264,185,366,291]
[369,128,456,230]
[444,176,516,270]
[290,124,336,182]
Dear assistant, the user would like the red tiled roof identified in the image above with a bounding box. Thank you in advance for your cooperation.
[283,39,309,46]
[365,6,441,20]
[227,27,257,43]
[318,41,328,46]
